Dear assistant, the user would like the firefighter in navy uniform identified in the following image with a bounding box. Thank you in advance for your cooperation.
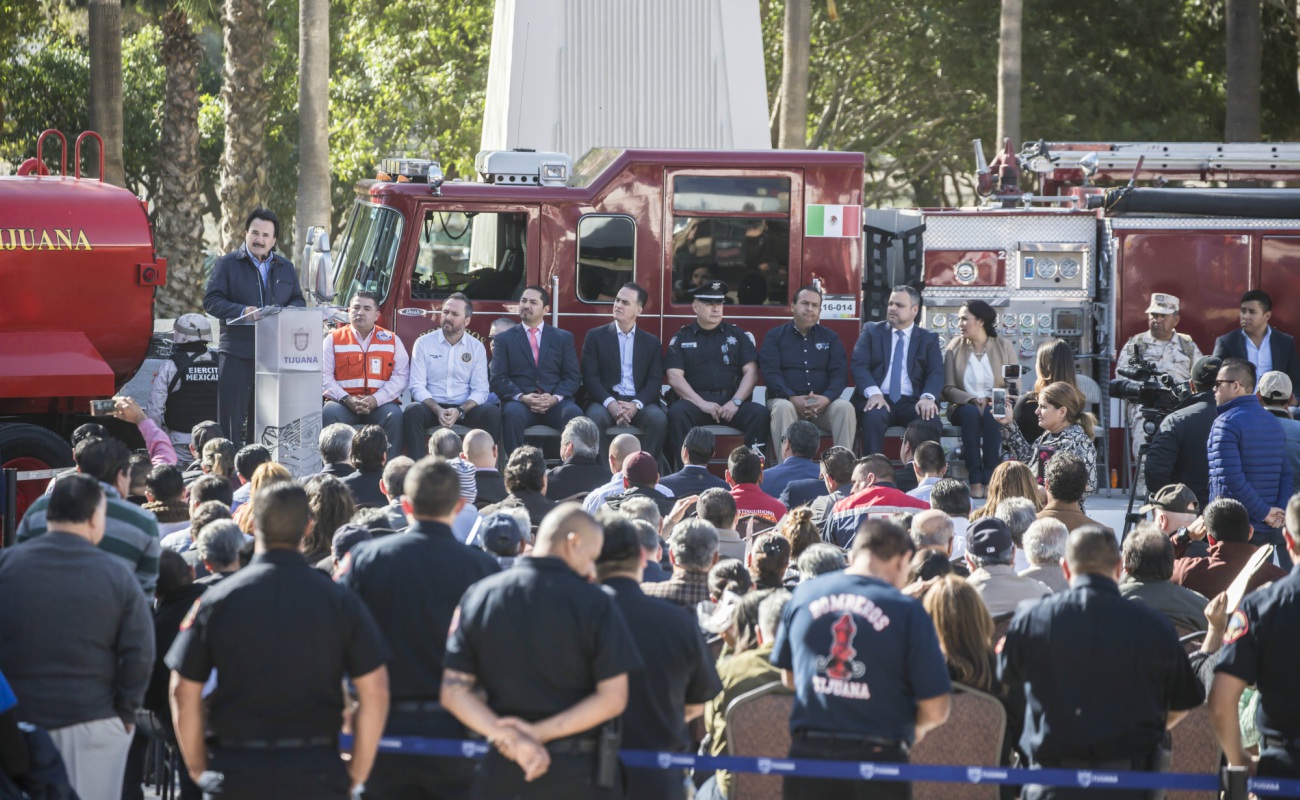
[998,526,1204,800]
[1210,493,1300,780]
[664,280,770,470]
[338,457,501,799]
[148,313,220,463]
[165,482,391,800]
[440,504,643,800]
[771,518,952,800]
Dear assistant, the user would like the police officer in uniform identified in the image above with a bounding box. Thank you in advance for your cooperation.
[595,512,721,800]
[771,518,952,800]
[998,526,1204,800]
[441,504,643,799]
[1209,492,1300,780]
[339,457,500,799]
[665,280,770,470]
[1117,293,1203,459]
[149,313,220,463]
[166,482,390,800]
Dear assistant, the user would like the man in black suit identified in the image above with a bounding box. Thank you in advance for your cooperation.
[660,427,729,497]
[582,283,668,458]
[488,285,583,454]
[1213,289,1300,393]
[850,285,944,456]
[462,429,506,510]
[545,416,611,500]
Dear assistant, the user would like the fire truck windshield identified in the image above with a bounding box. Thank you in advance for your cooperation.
[334,202,403,302]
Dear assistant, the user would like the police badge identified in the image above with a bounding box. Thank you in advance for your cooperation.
[461,352,472,363]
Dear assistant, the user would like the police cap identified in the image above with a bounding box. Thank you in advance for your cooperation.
[690,280,729,302]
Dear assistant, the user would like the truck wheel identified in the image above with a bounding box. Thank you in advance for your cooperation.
[0,423,74,525]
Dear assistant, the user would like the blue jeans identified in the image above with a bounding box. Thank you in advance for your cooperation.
[949,403,1003,485]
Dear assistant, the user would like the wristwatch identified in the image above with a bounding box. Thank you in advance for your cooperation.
[1172,527,1191,546]
[731,398,743,408]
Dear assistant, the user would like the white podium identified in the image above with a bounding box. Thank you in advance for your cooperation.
[254,307,328,477]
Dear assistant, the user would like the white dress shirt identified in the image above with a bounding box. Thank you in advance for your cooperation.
[607,324,642,408]
[1246,327,1274,378]
[865,324,924,399]
[410,329,489,407]
[322,326,410,405]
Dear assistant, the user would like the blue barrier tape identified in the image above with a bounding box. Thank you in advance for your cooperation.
[344,735,1300,796]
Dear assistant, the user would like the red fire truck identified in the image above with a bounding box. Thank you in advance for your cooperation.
[0,130,167,518]
[317,141,1300,489]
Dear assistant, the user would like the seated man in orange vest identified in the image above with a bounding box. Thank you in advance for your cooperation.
[322,290,410,460]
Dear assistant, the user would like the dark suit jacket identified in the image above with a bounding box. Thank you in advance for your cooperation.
[342,468,388,509]
[780,476,829,510]
[1212,327,1300,391]
[546,456,612,500]
[474,469,507,510]
[659,465,728,497]
[489,323,581,400]
[850,321,944,401]
[581,322,664,407]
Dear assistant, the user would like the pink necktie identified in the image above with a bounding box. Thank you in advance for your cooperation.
[529,327,541,364]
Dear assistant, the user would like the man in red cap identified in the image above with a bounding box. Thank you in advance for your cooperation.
[603,452,675,518]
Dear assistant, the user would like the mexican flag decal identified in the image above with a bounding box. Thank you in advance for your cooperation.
[806,204,861,237]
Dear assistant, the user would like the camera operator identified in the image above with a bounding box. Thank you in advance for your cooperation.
[1117,293,1203,460]
[1144,356,1221,511]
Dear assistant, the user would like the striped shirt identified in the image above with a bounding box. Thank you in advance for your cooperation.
[17,483,161,599]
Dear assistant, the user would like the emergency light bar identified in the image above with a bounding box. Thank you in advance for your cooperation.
[378,158,443,184]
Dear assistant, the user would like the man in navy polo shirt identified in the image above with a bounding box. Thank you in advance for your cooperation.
[772,518,951,800]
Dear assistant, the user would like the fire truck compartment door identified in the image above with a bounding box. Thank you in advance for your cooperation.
[0,332,116,398]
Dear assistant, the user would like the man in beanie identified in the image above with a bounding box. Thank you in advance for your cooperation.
[1145,355,1223,509]
[1257,370,1300,497]
[603,452,675,518]
[448,458,481,542]
[965,517,1051,616]
[149,313,220,462]
[595,512,720,800]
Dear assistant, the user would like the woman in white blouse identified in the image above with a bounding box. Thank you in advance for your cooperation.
[941,300,1020,498]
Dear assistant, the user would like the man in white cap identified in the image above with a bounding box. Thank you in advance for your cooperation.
[1117,292,1203,458]
[148,313,220,463]
[1257,370,1300,498]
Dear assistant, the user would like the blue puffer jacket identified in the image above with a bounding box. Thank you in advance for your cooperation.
[1208,394,1292,528]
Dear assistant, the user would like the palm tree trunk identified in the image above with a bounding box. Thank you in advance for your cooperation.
[218,0,271,253]
[1225,0,1262,141]
[155,3,207,317]
[996,0,1023,149]
[88,0,125,185]
[295,0,330,264]
[777,0,810,149]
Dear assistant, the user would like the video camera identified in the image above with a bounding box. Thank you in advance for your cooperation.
[1108,354,1192,433]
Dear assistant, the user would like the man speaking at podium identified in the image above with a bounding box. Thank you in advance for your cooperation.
[322,291,410,461]
[204,207,306,447]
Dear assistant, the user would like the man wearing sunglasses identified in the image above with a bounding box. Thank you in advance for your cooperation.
[1207,357,1294,567]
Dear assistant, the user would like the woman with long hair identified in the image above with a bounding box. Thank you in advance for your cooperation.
[1014,340,1080,443]
[922,575,997,692]
[301,473,356,566]
[233,461,294,534]
[1001,381,1099,499]
[941,300,1020,499]
[970,461,1044,520]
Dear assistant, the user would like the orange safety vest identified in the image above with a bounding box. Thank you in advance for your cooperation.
[330,325,397,397]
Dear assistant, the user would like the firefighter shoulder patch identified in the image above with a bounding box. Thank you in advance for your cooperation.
[179,598,202,631]
[1223,610,1249,644]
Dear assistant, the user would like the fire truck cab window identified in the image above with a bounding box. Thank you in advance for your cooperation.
[412,210,528,301]
[670,175,791,306]
[576,215,635,303]
[333,203,403,302]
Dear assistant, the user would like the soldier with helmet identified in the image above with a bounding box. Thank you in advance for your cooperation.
[149,313,220,464]
[664,280,770,470]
